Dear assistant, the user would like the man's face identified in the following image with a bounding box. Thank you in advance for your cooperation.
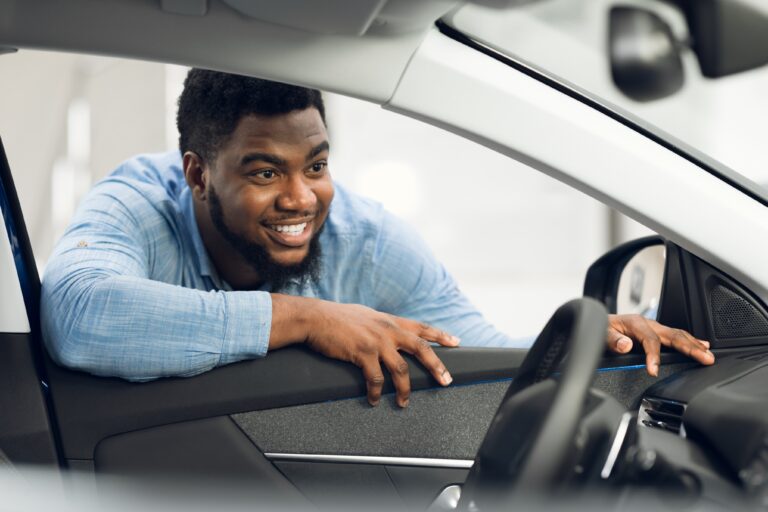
[204,108,333,284]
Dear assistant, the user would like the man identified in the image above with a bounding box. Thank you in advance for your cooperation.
[41,69,714,408]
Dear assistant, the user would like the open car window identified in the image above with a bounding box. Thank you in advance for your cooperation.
[0,49,651,343]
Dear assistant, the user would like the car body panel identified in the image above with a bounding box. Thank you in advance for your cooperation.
[386,28,768,301]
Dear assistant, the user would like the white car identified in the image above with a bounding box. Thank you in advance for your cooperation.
[0,0,767,509]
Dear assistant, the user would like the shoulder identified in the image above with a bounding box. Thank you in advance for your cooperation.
[102,151,186,202]
[70,151,188,239]
[322,181,385,242]
[321,182,430,265]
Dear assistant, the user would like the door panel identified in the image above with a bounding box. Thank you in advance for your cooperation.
[0,333,58,465]
[44,346,526,461]
[94,416,304,496]
[232,380,509,460]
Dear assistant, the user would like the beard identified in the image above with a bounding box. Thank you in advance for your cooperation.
[208,184,323,292]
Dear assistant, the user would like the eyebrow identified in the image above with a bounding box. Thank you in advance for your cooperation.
[240,152,286,167]
[306,141,330,161]
[238,140,329,168]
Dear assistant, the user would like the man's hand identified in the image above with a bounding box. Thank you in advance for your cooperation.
[606,314,715,377]
[269,295,459,408]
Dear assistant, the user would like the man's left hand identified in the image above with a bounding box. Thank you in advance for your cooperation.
[606,314,715,377]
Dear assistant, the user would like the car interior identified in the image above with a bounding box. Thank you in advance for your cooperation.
[2,0,768,510]
[2,131,767,510]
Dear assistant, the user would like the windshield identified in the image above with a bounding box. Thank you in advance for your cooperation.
[448,0,768,192]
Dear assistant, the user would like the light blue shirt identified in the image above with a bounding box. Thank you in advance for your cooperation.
[41,151,522,381]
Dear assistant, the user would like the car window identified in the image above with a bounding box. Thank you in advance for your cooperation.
[0,49,653,341]
[449,0,768,190]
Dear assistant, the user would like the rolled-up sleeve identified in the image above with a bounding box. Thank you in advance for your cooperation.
[41,179,271,381]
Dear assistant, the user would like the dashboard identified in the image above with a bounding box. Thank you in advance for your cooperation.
[633,348,768,506]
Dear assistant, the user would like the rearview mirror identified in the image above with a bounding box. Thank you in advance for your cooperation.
[676,0,768,78]
[609,6,684,102]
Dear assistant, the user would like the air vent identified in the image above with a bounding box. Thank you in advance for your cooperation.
[638,397,687,437]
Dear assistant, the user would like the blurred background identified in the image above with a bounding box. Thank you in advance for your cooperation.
[1,0,767,340]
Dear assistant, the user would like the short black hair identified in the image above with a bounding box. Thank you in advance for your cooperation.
[177,68,326,162]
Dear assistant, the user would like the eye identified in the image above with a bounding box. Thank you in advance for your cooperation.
[310,161,327,174]
[250,169,277,180]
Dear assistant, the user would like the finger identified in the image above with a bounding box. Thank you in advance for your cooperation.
[401,335,453,386]
[381,349,411,408]
[612,316,662,376]
[606,327,633,354]
[359,357,385,406]
[643,339,661,377]
[660,327,715,366]
[396,318,460,347]
[627,319,663,377]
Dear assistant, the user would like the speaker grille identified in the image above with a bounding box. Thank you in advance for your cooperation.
[711,284,768,339]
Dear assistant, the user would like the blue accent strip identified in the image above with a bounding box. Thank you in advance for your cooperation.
[597,364,647,373]
[320,364,645,404]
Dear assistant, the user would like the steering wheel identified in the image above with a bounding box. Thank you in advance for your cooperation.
[458,298,608,510]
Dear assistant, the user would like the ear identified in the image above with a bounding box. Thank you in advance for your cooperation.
[183,151,210,201]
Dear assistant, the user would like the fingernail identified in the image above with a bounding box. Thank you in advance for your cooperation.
[652,363,659,377]
[451,336,461,345]
[401,399,409,408]
[369,399,379,407]
[442,372,453,385]
[617,337,631,352]
[701,340,711,348]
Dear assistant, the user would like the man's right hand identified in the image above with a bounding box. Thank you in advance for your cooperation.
[269,294,459,408]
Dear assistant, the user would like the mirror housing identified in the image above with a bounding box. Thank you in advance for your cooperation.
[583,236,664,314]
[609,6,684,102]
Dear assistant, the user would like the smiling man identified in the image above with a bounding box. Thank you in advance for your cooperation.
[41,69,714,407]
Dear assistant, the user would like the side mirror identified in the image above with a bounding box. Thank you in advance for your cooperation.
[583,236,665,318]
[586,237,768,349]
[608,6,685,102]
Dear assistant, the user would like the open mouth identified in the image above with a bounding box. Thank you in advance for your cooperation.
[268,222,307,236]
[265,220,313,247]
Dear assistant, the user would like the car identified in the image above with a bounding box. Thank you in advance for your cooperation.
[1,0,768,510]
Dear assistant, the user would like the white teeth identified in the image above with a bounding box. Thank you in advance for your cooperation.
[270,222,307,235]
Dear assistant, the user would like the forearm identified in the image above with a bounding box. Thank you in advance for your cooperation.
[268,294,335,350]
[41,274,271,380]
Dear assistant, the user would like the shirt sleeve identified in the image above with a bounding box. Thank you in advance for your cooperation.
[365,211,531,349]
[40,179,271,381]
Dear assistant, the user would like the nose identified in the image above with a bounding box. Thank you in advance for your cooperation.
[276,173,316,213]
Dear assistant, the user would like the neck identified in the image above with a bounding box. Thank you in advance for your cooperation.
[193,200,263,290]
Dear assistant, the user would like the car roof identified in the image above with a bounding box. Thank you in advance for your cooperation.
[0,0,478,102]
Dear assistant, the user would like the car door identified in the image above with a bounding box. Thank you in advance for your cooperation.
[0,132,726,510]
[2,4,768,509]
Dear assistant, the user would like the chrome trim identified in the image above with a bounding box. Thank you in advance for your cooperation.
[265,453,474,469]
[600,411,633,479]
[427,484,462,511]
